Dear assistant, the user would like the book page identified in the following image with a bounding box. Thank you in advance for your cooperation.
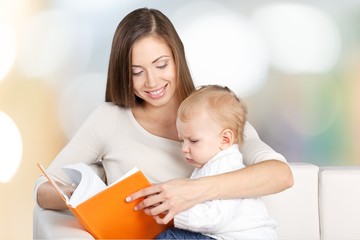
[62,163,107,207]
[108,167,139,187]
[38,163,142,209]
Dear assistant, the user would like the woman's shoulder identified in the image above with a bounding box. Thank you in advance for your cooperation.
[83,102,128,126]
[95,102,125,112]
[241,121,287,164]
[243,121,259,139]
[91,102,129,117]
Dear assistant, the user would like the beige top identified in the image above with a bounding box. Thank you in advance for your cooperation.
[34,102,287,202]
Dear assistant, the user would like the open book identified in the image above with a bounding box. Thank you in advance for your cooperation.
[37,162,171,239]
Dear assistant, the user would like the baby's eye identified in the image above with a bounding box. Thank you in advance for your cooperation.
[190,140,198,143]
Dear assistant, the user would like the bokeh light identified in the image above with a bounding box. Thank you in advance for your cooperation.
[58,73,106,139]
[278,76,341,137]
[1,1,360,239]
[173,1,269,97]
[0,24,17,81]
[16,10,92,87]
[251,3,341,73]
[0,112,23,183]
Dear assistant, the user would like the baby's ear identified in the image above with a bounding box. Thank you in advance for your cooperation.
[220,129,234,149]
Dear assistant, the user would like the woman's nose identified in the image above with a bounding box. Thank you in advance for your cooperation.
[145,71,157,88]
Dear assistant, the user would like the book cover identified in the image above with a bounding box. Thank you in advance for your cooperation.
[37,163,172,239]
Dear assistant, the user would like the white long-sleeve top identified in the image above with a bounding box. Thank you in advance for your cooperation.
[34,102,287,205]
[174,145,278,240]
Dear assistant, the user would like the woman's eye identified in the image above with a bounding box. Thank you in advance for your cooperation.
[132,71,143,77]
[190,140,198,143]
[157,63,168,70]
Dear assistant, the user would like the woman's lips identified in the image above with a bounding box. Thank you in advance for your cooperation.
[146,84,167,99]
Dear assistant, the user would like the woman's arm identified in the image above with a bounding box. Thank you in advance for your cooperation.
[128,160,293,224]
[34,103,113,210]
[127,122,293,224]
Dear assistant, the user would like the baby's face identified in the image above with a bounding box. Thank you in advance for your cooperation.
[176,111,223,168]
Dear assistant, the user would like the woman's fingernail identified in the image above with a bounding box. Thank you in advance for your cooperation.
[133,206,138,211]
[125,197,131,202]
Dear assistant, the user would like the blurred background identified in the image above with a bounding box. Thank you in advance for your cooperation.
[0,0,359,238]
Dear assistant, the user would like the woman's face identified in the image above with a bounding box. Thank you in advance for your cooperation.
[131,35,177,108]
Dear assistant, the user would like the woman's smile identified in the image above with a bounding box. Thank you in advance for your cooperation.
[146,84,168,99]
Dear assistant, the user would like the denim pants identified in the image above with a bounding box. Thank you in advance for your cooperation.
[156,227,214,239]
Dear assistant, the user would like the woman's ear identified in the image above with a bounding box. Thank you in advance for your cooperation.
[220,129,234,150]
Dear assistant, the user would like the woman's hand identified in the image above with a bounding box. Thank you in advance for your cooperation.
[126,178,209,224]
[37,181,75,210]
[126,160,293,224]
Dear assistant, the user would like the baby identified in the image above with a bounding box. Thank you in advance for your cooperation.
[156,85,277,240]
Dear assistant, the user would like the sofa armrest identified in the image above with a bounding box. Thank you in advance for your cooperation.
[33,204,94,239]
[262,162,320,240]
[319,166,360,240]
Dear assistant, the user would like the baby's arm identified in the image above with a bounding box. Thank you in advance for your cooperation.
[172,198,239,233]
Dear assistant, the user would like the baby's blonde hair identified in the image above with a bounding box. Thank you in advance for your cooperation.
[178,85,247,145]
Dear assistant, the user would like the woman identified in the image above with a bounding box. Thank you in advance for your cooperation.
[34,8,293,226]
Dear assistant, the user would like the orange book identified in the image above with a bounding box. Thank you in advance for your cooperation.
[37,163,172,239]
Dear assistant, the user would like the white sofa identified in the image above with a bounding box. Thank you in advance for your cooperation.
[33,163,360,240]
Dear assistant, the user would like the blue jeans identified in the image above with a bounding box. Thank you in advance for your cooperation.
[156,227,214,239]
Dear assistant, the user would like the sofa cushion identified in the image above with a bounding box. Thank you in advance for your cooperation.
[319,166,360,240]
[262,163,320,240]
[33,205,94,239]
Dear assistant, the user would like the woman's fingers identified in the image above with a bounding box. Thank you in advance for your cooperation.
[137,192,163,211]
[126,184,163,210]
[153,212,173,225]
[62,183,75,197]
[126,184,159,202]
[126,178,201,225]
[143,199,169,215]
